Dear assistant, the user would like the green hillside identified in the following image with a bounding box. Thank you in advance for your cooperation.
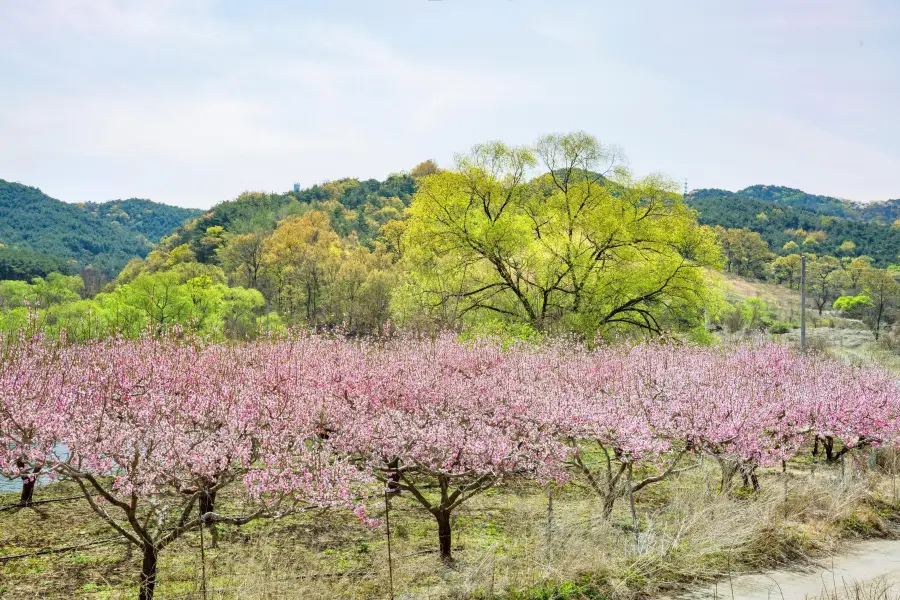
[163,174,417,260]
[687,186,900,266]
[0,179,201,278]
[82,198,203,245]
[734,185,900,223]
[168,177,900,270]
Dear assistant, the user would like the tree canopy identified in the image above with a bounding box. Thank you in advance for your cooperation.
[398,133,722,336]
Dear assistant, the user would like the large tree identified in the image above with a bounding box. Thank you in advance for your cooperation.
[807,255,845,315]
[772,254,802,289]
[834,268,899,340]
[262,211,342,323]
[715,227,773,279]
[399,133,721,335]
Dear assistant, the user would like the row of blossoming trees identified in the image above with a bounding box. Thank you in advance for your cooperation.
[1,333,898,600]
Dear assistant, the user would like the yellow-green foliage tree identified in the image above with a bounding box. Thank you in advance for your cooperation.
[217,232,267,289]
[845,256,874,292]
[715,227,773,279]
[772,254,802,289]
[261,211,342,323]
[806,255,845,315]
[259,210,396,332]
[397,132,722,336]
[834,269,899,340]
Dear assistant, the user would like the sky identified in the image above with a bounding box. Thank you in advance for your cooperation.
[2,0,900,209]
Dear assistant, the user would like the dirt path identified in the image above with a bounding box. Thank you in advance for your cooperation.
[675,539,900,599]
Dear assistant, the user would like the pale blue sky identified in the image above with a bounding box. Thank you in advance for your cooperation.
[2,1,899,208]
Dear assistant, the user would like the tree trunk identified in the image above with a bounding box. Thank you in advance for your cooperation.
[601,491,617,519]
[740,465,760,491]
[199,489,216,515]
[199,489,218,547]
[386,458,401,495]
[139,545,159,600]
[18,466,39,506]
[433,509,453,563]
[19,475,36,506]
[718,457,738,494]
[823,436,836,462]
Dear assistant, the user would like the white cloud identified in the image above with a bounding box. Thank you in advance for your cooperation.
[1,0,898,207]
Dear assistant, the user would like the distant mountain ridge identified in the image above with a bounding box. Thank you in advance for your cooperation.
[167,177,900,270]
[81,198,204,246]
[703,185,900,224]
[3,174,898,283]
[0,179,202,279]
[687,185,900,266]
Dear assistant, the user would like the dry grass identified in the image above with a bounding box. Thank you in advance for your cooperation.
[0,459,897,599]
[806,578,900,600]
[721,274,801,315]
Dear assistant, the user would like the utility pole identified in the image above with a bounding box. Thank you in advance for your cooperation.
[800,254,807,354]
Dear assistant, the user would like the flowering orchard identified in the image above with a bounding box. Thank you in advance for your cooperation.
[1,334,898,599]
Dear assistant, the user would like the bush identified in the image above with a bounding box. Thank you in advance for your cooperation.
[768,321,793,335]
[724,307,743,333]
[740,298,773,332]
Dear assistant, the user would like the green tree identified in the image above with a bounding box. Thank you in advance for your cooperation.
[844,256,874,292]
[217,232,267,289]
[838,240,857,256]
[262,211,342,323]
[409,159,440,179]
[740,298,773,331]
[858,269,898,340]
[715,227,773,278]
[771,254,802,289]
[807,255,843,315]
[400,133,722,335]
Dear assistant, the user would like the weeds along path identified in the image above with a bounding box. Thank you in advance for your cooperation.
[675,538,900,599]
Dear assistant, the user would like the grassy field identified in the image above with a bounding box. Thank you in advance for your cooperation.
[2,451,898,599]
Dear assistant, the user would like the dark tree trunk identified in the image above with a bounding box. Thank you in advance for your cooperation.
[199,489,216,515]
[434,509,453,563]
[139,545,159,600]
[19,476,36,506]
[741,466,760,491]
[812,437,819,457]
[823,436,836,462]
[19,467,39,506]
[386,458,401,495]
[199,489,218,547]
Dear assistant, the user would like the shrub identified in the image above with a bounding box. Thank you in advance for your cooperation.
[769,321,793,335]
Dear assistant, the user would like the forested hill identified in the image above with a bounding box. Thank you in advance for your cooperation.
[81,198,203,245]
[0,179,201,279]
[162,174,418,260]
[168,175,900,270]
[687,186,900,266]
[5,168,898,285]
[724,185,900,223]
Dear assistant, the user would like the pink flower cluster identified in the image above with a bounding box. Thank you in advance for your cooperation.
[1,334,897,504]
[557,341,900,469]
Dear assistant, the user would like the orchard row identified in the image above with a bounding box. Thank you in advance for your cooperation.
[1,334,897,599]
